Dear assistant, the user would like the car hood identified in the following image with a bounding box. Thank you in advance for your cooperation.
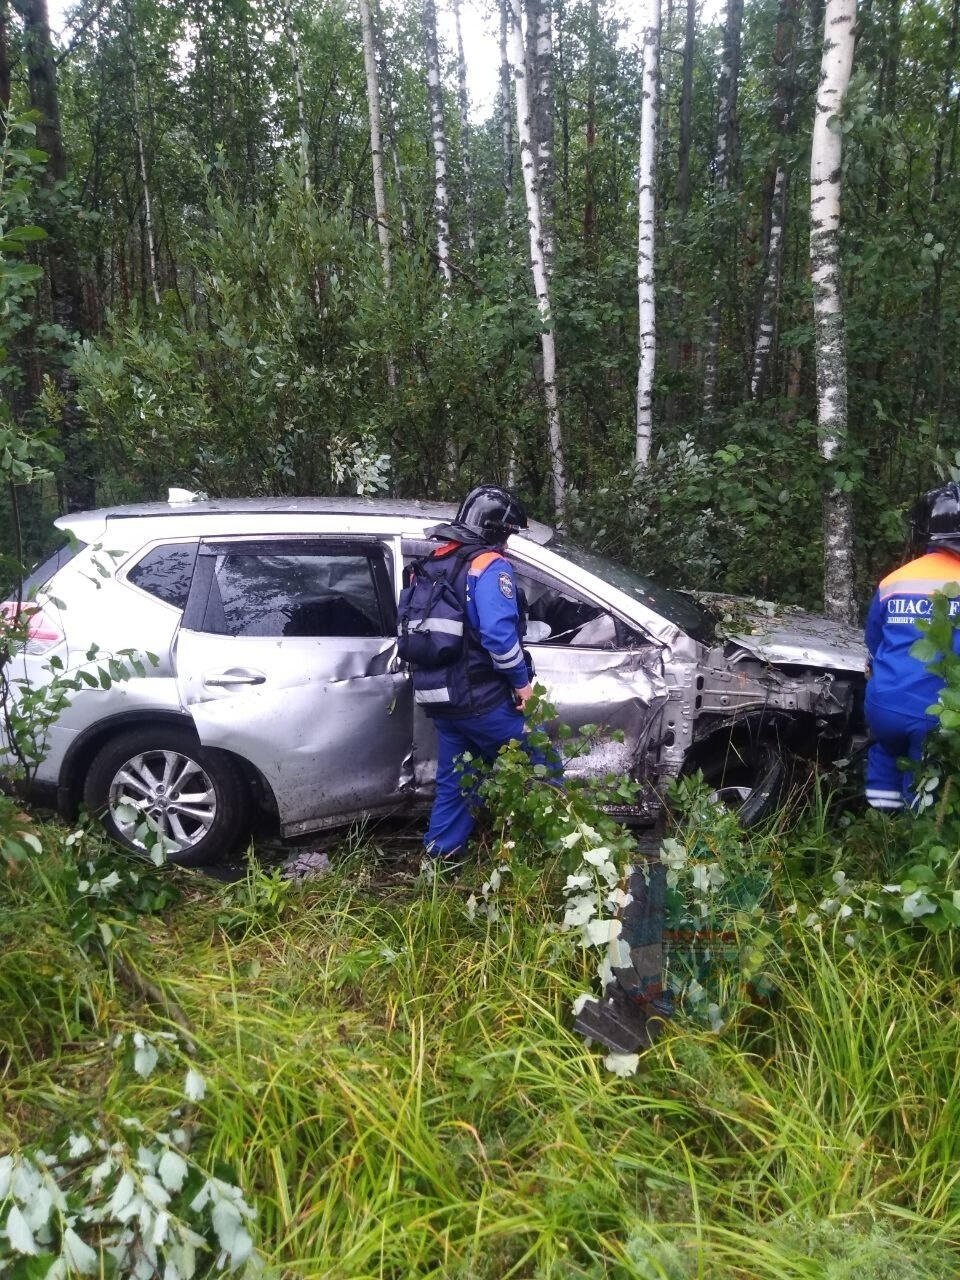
[700,595,867,672]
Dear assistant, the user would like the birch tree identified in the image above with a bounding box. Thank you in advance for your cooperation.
[533,0,555,260]
[810,0,857,622]
[283,7,311,192]
[373,12,411,240]
[701,0,743,416]
[359,0,396,388]
[499,0,514,215]
[452,0,475,252]
[506,0,565,513]
[0,0,11,118]
[749,164,786,398]
[130,62,160,308]
[635,0,660,467]
[422,0,452,287]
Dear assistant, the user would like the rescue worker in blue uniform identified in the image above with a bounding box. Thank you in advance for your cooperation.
[401,484,558,861]
[864,482,960,810]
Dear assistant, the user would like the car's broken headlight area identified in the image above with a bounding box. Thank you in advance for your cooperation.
[695,644,861,762]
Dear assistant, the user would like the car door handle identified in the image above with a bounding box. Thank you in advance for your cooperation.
[202,667,267,688]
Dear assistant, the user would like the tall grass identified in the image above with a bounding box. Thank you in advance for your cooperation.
[3,828,960,1278]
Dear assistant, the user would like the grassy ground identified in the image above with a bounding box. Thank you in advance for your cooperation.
[3,811,960,1279]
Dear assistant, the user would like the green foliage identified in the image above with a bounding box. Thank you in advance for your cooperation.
[0,110,49,380]
[5,809,960,1277]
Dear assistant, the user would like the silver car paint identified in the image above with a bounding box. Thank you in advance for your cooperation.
[5,499,866,842]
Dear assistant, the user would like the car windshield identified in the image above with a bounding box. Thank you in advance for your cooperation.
[546,536,716,643]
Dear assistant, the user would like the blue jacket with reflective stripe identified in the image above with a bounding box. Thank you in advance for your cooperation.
[865,549,960,717]
[413,543,529,718]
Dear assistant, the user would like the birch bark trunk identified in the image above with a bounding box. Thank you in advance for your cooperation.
[0,0,11,120]
[452,0,475,252]
[506,0,565,513]
[750,0,798,399]
[701,0,744,416]
[635,0,660,467]
[810,0,857,622]
[749,163,786,399]
[534,0,555,262]
[359,0,396,389]
[372,9,411,240]
[130,63,161,308]
[423,0,452,287]
[283,8,311,192]
[499,0,514,210]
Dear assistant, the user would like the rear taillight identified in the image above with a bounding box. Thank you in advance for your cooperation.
[0,600,64,655]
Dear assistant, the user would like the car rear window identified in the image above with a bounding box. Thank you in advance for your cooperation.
[127,542,199,610]
[20,536,88,598]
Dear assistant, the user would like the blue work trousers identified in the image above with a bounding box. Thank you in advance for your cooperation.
[424,701,560,857]
[865,690,937,811]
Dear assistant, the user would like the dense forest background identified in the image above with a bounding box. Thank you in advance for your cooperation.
[0,0,958,613]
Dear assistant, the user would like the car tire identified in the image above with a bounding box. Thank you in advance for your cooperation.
[695,739,786,828]
[83,725,249,867]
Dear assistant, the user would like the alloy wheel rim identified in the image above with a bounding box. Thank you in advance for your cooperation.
[108,749,217,852]
[708,784,754,808]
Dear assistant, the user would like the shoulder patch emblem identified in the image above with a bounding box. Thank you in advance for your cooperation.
[498,571,514,599]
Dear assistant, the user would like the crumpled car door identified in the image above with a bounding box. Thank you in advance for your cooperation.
[525,640,668,781]
[175,537,413,835]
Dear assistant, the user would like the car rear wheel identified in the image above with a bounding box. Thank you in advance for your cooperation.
[83,726,249,866]
[694,739,786,827]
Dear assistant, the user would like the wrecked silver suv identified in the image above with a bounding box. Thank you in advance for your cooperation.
[4,497,867,864]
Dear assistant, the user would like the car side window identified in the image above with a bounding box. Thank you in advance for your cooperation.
[513,567,633,649]
[200,549,391,638]
[127,542,199,610]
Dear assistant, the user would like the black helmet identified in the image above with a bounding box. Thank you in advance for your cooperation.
[911,482,960,554]
[429,484,528,545]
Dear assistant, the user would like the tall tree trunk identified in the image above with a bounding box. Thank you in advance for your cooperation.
[359,0,396,389]
[373,7,411,241]
[701,0,744,416]
[873,0,899,216]
[14,0,93,509]
[15,0,66,177]
[750,164,787,399]
[635,0,661,468]
[810,0,857,623]
[125,3,161,314]
[501,0,518,485]
[0,0,11,119]
[131,67,160,308]
[499,0,514,212]
[932,0,959,201]
[452,0,475,252]
[583,0,598,243]
[556,0,570,215]
[533,0,554,263]
[676,0,695,216]
[423,0,451,287]
[750,0,798,399]
[283,8,311,192]
[506,0,565,513]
